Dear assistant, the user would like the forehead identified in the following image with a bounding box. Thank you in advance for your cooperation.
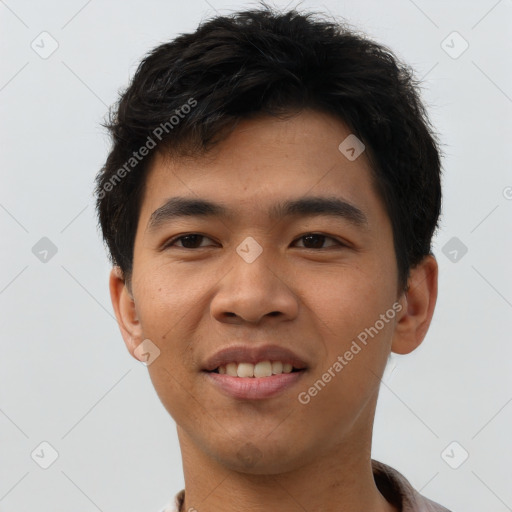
[137,109,384,230]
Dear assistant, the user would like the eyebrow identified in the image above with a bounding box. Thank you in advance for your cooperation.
[146,195,369,233]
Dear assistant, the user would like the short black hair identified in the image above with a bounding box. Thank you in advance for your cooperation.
[94,3,443,292]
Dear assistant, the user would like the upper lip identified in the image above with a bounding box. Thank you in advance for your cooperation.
[202,344,308,372]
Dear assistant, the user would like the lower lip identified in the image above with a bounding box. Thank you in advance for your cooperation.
[204,370,306,400]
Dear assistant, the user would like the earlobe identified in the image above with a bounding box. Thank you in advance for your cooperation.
[109,266,144,359]
[391,255,438,355]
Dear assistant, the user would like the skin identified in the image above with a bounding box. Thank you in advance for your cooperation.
[110,109,438,512]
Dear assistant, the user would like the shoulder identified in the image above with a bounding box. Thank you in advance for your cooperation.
[372,459,452,512]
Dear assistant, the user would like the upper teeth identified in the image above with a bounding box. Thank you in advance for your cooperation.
[217,361,295,377]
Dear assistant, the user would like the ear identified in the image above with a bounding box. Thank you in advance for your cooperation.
[391,254,438,355]
[109,266,144,361]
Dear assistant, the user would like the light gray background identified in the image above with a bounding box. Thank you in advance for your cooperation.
[1,0,511,511]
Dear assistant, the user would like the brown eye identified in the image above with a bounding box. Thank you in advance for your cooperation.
[294,234,343,249]
[164,234,215,249]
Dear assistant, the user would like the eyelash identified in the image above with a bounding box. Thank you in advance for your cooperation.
[162,233,347,250]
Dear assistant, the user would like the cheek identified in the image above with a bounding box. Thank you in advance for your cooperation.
[302,261,394,335]
[133,261,207,333]
[302,264,396,391]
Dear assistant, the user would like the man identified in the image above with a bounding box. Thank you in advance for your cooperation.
[95,4,451,511]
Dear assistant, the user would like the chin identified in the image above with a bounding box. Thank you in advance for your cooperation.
[214,441,309,475]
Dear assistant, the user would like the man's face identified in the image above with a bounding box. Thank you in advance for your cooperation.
[122,109,406,473]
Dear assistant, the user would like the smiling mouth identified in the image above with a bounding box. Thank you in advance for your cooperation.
[209,367,304,375]
[205,364,306,400]
[207,360,305,378]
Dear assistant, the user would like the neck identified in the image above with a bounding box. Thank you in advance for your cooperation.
[175,397,397,512]
[180,455,396,512]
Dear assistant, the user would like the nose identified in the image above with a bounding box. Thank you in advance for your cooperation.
[210,245,300,325]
